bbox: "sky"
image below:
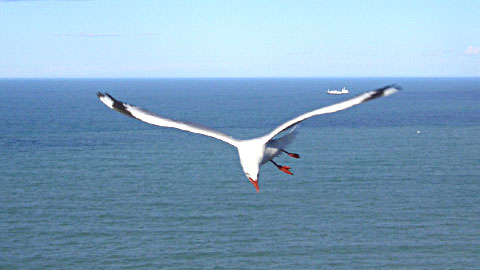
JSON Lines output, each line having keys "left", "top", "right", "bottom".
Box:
{"left": 0, "top": 0, "right": 479, "bottom": 78}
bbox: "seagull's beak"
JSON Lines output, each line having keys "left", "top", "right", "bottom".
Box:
{"left": 248, "top": 177, "right": 259, "bottom": 192}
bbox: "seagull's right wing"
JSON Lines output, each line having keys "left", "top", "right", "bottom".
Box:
{"left": 261, "top": 85, "right": 400, "bottom": 143}
{"left": 97, "top": 93, "right": 239, "bottom": 147}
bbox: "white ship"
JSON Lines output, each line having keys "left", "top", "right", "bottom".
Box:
{"left": 326, "top": 87, "right": 349, "bottom": 95}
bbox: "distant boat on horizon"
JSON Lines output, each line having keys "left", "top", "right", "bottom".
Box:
{"left": 326, "top": 87, "right": 349, "bottom": 95}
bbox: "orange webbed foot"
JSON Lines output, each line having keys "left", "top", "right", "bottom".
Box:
{"left": 288, "top": 153, "right": 300, "bottom": 158}
{"left": 279, "top": 166, "right": 293, "bottom": 175}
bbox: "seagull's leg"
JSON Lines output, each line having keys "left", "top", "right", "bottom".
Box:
{"left": 270, "top": 160, "right": 293, "bottom": 175}
{"left": 281, "top": 149, "right": 300, "bottom": 158}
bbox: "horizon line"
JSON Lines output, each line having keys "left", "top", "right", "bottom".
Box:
{"left": 1, "top": 75, "right": 479, "bottom": 80}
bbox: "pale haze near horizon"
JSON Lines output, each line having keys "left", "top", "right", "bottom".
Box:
{"left": 0, "top": 0, "right": 479, "bottom": 78}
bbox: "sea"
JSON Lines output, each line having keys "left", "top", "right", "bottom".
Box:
{"left": 1, "top": 78, "right": 479, "bottom": 269}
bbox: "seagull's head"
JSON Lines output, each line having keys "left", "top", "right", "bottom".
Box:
{"left": 245, "top": 172, "right": 259, "bottom": 192}
{"left": 237, "top": 140, "right": 263, "bottom": 192}
{"left": 242, "top": 166, "right": 260, "bottom": 192}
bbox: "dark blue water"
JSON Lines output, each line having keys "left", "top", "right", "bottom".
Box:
{"left": 1, "top": 78, "right": 479, "bottom": 269}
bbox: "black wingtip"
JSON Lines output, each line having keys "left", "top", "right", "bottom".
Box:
{"left": 379, "top": 84, "right": 402, "bottom": 92}
{"left": 104, "top": 93, "right": 115, "bottom": 100}
{"left": 388, "top": 84, "right": 402, "bottom": 91}
{"left": 96, "top": 92, "right": 116, "bottom": 100}
{"left": 101, "top": 93, "right": 135, "bottom": 118}
{"left": 363, "top": 84, "right": 401, "bottom": 102}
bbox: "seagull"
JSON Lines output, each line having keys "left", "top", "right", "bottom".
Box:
{"left": 97, "top": 85, "right": 399, "bottom": 192}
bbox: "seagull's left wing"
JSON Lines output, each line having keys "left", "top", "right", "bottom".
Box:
{"left": 261, "top": 85, "right": 400, "bottom": 143}
{"left": 97, "top": 92, "right": 239, "bottom": 147}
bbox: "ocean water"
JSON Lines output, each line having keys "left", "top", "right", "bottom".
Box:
{"left": 0, "top": 78, "right": 479, "bottom": 269}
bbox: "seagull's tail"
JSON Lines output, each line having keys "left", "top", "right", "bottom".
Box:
{"left": 270, "top": 125, "right": 298, "bottom": 148}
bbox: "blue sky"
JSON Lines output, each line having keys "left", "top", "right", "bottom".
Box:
{"left": 1, "top": 0, "right": 479, "bottom": 77}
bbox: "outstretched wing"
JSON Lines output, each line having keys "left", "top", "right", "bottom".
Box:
{"left": 97, "top": 92, "right": 239, "bottom": 147}
{"left": 261, "top": 85, "right": 400, "bottom": 143}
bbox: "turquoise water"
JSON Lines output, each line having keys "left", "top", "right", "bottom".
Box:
{"left": 1, "top": 78, "right": 479, "bottom": 269}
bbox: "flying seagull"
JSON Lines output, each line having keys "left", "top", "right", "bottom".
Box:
{"left": 97, "top": 85, "right": 399, "bottom": 192}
